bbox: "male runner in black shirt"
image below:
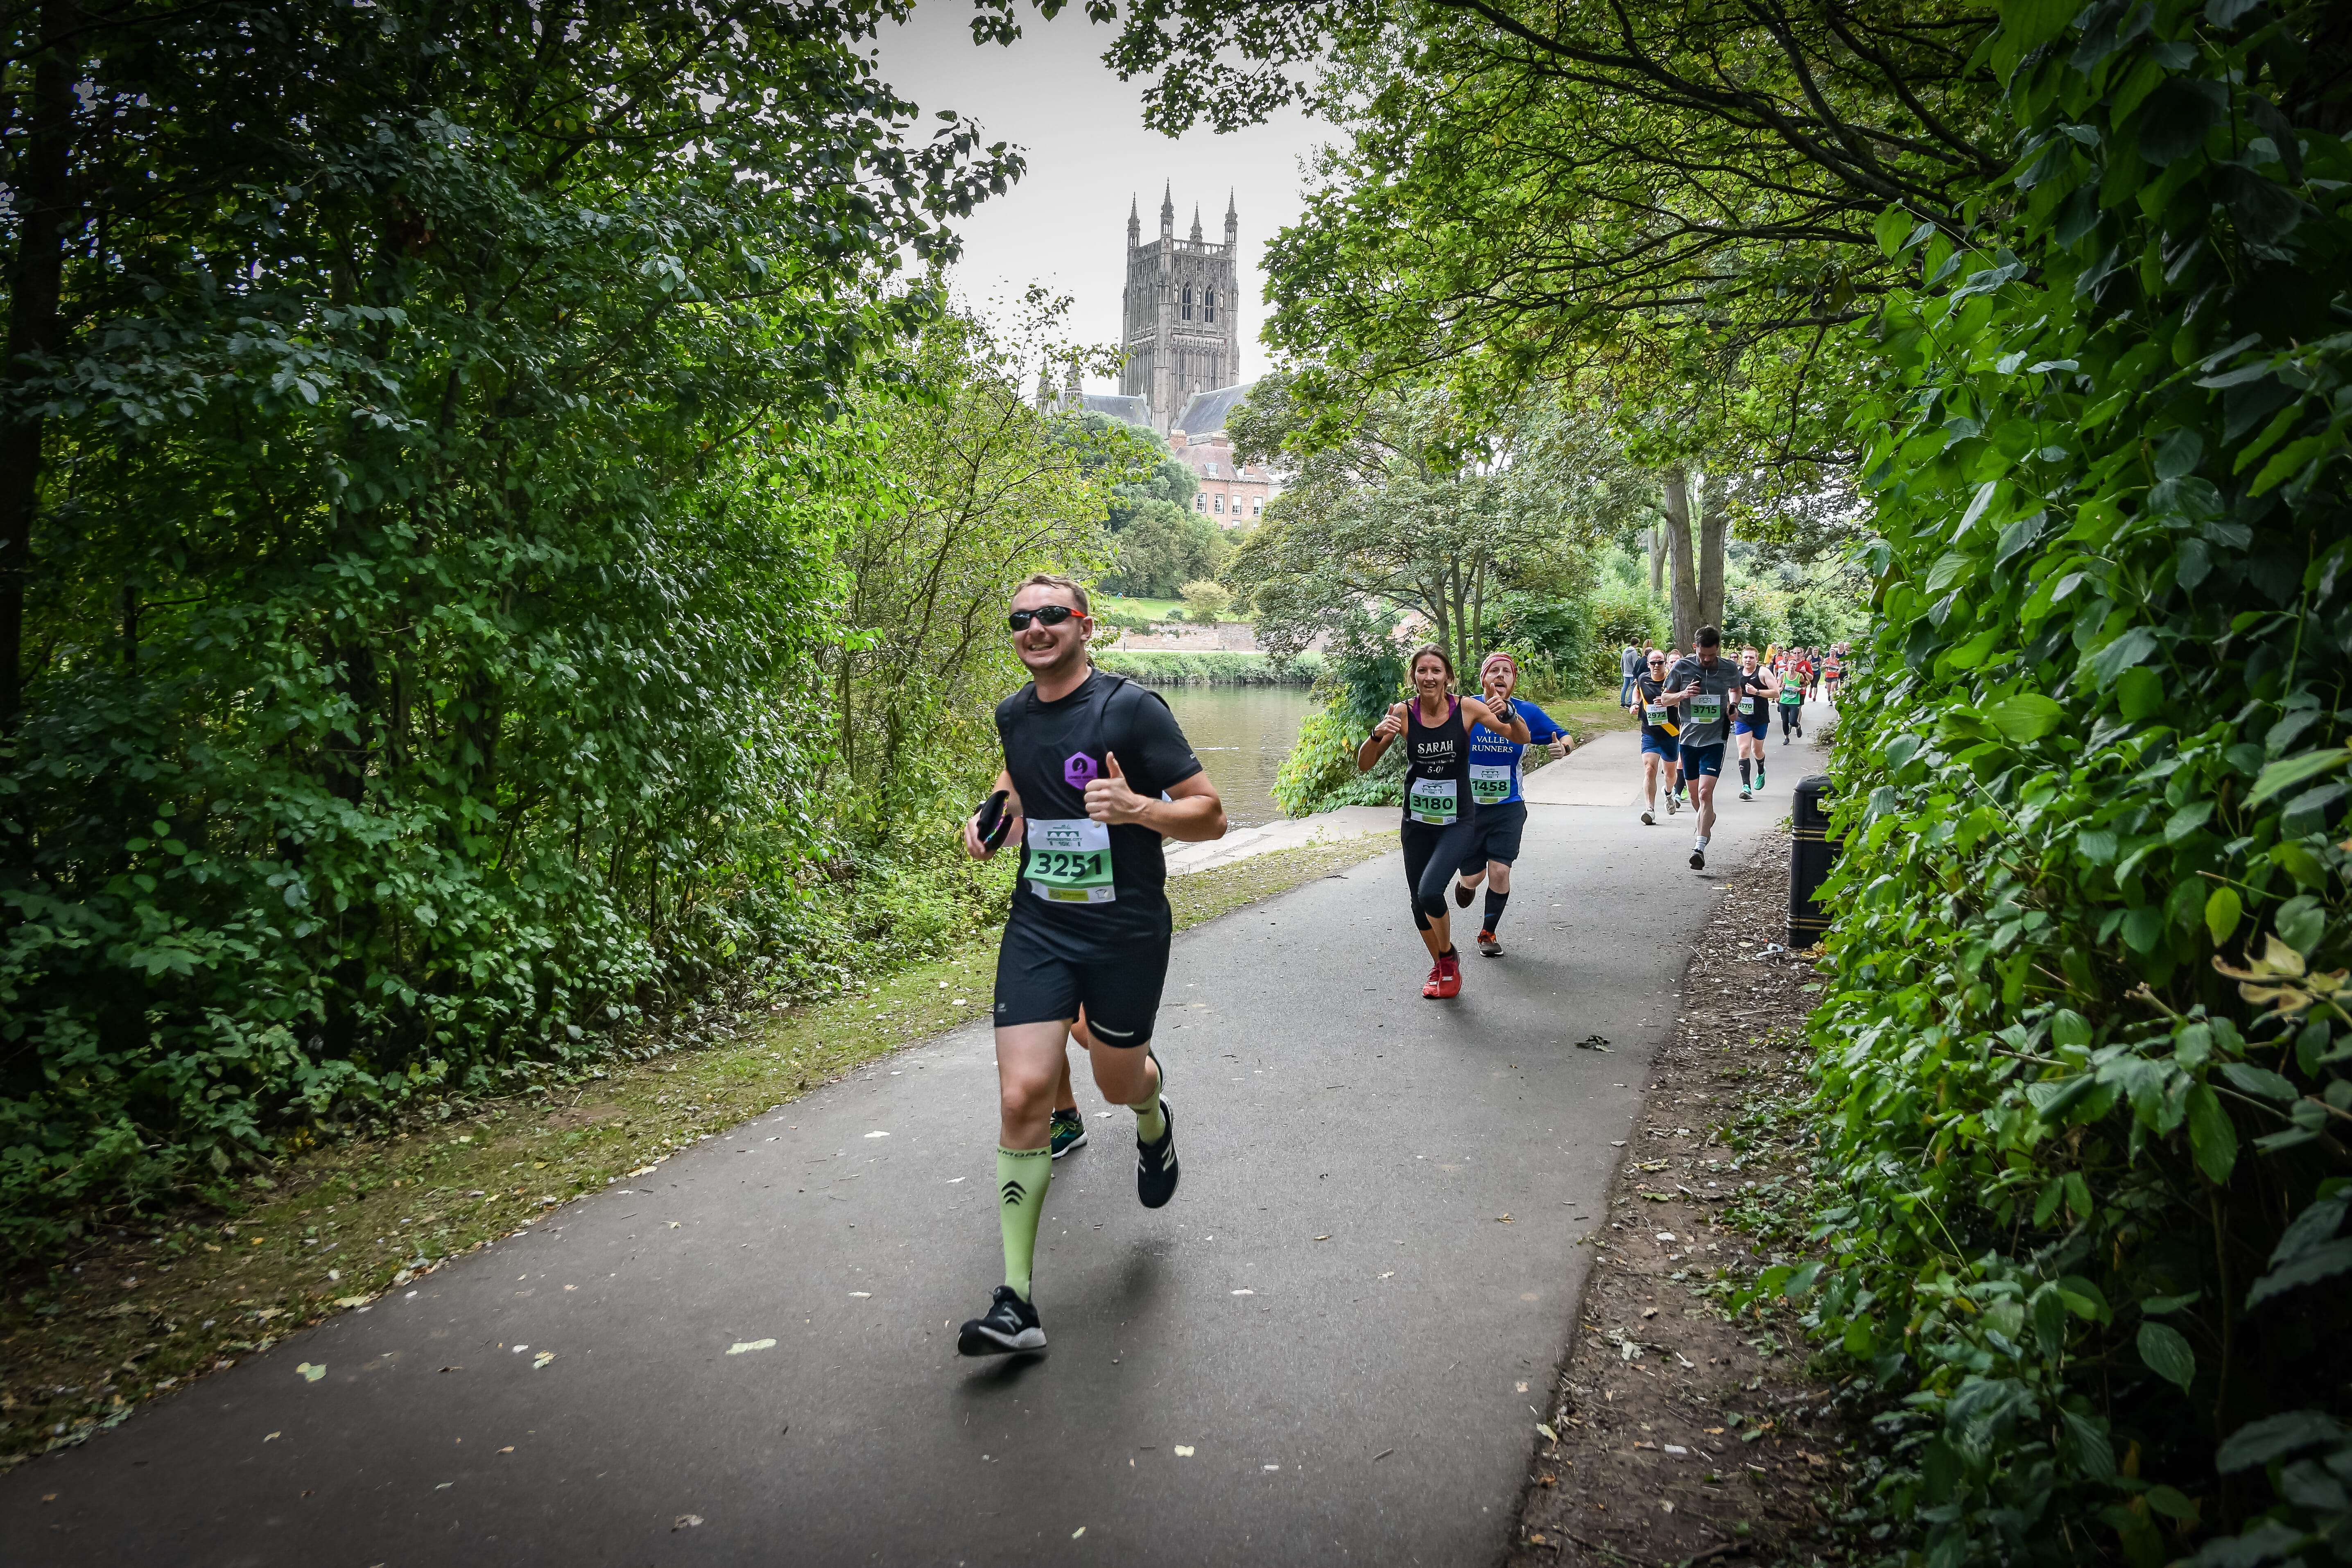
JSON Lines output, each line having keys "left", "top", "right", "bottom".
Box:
{"left": 955, "top": 573, "right": 1226, "bottom": 1353}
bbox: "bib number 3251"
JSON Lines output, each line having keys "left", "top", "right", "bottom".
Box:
{"left": 1407, "top": 775, "right": 1460, "bottom": 825}
{"left": 1024, "top": 818, "right": 1115, "bottom": 905}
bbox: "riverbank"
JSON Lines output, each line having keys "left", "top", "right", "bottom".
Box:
{"left": 1094, "top": 649, "right": 1321, "bottom": 686}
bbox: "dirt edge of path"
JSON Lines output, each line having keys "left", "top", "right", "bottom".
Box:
{"left": 1506, "top": 828, "right": 1858, "bottom": 1568}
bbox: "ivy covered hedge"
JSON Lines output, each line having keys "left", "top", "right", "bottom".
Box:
{"left": 1763, "top": 1, "right": 2352, "bottom": 1563}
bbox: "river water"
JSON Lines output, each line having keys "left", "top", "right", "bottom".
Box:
{"left": 1155, "top": 684, "right": 1315, "bottom": 829}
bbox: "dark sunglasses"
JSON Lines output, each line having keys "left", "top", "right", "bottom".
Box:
{"left": 1007, "top": 604, "right": 1082, "bottom": 631}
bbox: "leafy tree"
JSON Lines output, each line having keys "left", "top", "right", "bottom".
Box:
{"left": 1101, "top": 502, "right": 1228, "bottom": 597}
{"left": 0, "top": 0, "right": 1016, "bottom": 1252}
{"left": 827, "top": 307, "right": 1115, "bottom": 836}
{"left": 1228, "top": 371, "right": 1643, "bottom": 676}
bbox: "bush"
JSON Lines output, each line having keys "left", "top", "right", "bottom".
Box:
{"left": 1179, "top": 578, "right": 1233, "bottom": 622}
{"left": 1092, "top": 650, "right": 1321, "bottom": 686}
{"left": 1735, "top": 5, "right": 2352, "bottom": 1564}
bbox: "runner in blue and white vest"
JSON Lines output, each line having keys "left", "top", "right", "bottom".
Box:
{"left": 1450, "top": 651, "right": 1572, "bottom": 957}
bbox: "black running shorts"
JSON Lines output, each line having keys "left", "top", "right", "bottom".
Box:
{"left": 991, "top": 917, "right": 1170, "bottom": 1047}
{"left": 1457, "top": 800, "right": 1529, "bottom": 871}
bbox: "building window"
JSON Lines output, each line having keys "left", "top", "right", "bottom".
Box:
{"left": 1205, "top": 287, "right": 1217, "bottom": 323}
{"left": 1194, "top": 495, "right": 1205, "bottom": 512}
{"left": 1253, "top": 498, "right": 1264, "bottom": 516}
{"left": 1214, "top": 495, "right": 1224, "bottom": 514}
{"left": 1205, "top": 461, "right": 1217, "bottom": 477}
{"left": 1181, "top": 285, "right": 1193, "bottom": 321}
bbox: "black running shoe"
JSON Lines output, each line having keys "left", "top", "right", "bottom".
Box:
{"left": 1477, "top": 929, "right": 1502, "bottom": 957}
{"left": 1453, "top": 879, "right": 1477, "bottom": 909}
{"left": 1049, "top": 1108, "right": 1088, "bottom": 1159}
{"left": 957, "top": 1285, "right": 1045, "bottom": 1355}
{"left": 1690, "top": 846, "right": 1707, "bottom": 871}
{"left": 1137, "top": 1096, "right": 1180, "bottom": 1209}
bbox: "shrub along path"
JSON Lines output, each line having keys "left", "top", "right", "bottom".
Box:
{"left": 0, "top": 703, "right": 1824, "bottom": 1564}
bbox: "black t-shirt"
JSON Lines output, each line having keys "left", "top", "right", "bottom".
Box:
{"left": 1633, "top": 674, "right": 1679, "bottom": 741}
{"left": 1736, "top": 669, "right": 1773, "bottom": 719}
{"left": 994, "top": 669, "right": 1203, "bottom": 954}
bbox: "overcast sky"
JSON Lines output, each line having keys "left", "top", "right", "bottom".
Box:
{"left": 872, "top": 5, "right": 1333, "bottom": 389}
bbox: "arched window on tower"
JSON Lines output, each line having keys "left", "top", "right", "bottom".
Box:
{"left": 1205, "top": 288, "right": 1216, "bottom": 323}
{"left": 1181, "top": 285, "right": 1193, "bottom": 321}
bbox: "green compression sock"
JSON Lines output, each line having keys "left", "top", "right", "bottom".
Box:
{"left": 1128, "top": 1059, "right": 1167, "bottom": 1144}
{"left": 996, "top": 1145, "right": 1052, "bottom": 1301}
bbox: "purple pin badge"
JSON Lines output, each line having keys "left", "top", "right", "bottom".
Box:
{"left": 1063, "top": 752, "right": 1098, "bottom": 790}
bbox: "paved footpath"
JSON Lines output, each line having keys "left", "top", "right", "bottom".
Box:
{"left": 4, "top": 708, "right": 1830, "bottom": 1568}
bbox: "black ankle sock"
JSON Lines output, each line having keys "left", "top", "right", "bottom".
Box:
{"left": 1483, "top": 889, "right": 1509, "bottom": 931}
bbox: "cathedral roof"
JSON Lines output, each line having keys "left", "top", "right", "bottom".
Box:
{"left": 1174, "top": 382, "right": 1255, "bottom": 437}
{"left": 1079, "top": 392, "right": 1153, "bottom": 428}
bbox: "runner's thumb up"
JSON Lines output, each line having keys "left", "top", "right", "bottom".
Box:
{"left": 1104, "top": 750, "right": 1124, "bottom": 781}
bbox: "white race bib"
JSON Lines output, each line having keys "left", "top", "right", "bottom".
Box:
{"left": 1406, "top": 775, "right": 1459, "bottom": 825}
{"left": 1644, "top": 703, "right": 1668, "bottom": 723}
{"left": 1690, "top": 695, "right": 1723, "bottom": 726}
{"left": 1024, "top": 818, "right": 1115, "bottom": 905}
{"left": 1470, "top": 763, "right": 1515, "bottom": 805}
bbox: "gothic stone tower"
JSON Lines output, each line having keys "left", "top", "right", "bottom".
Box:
{"left": 1122, "top": 186, "right": 1239, "bottom": 435}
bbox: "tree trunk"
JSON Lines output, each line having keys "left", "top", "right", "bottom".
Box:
{"left": 1648, "top": 525, "right": 1666, "bottom": 595}
{"left": 1662, "top": 468, "right": 1697, "bottom": 650}
{"left": 1697, "top": 475, "right": 1730, "bottom": 636}
{"left": 0, "top": 0, "right": 79, "bottom": 735}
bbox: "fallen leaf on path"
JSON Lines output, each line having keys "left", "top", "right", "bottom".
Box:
{"left": 674, "top": 1514, "right": 703, "bottom": 1530}
{"left": 863, "top": 1131, "right": 888, "bottom": 1139}
{"left": 1537, "top": 1423, "right": 1558, "bottom": 1441}
{"left": 1496, "top": 1215, "right": 1513, "bottom": 1224}
{"left": 264, "top": 1432, "right": 280, "bottom": 1441}
{"left": 1574, "top": 1035, "right": 1613, "bottom": 1051}
{"left": 498, "top": 1446, "right": 514, "bottom": 1454}
{"left": 296, "top": 1363, "right": 326, "bottom": 1382}
{"left": 1072, "top": 1527, "right": 1086, "bottom": 1539}
{"left": 1230, "top": 1289, "right": 1254, "bottom": 1296}
{"left": 1313, "top": 1235, "right": 1330, "bottom": 1242}
{"left": 1174, "top": 1446, "right": 1195, "bottom": 1457}
{"left": 849, "top": 1291, "right": 872, "bottom": 1299}
{"left": 1373, "top": 1449, "right": 1393, "bottom": 1462}
{"left": 531, "top": 1351, "right": 554, "bottom": 1369}
{"left": 727, "top": 1339, "right": 776, "bottom": 1355}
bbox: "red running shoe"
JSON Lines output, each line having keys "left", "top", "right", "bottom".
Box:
{"left": 1435, "top": 951, "right": 1463, "bottom": 998}
{"left": 1423, "top": 961, "right": 1445, "bottom": 999}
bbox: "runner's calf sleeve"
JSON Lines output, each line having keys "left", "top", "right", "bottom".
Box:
{"left": 996, "top": 1146, "right": 1052, "bottom": 1302}
{"left": 1127, "top": 1068, "right": 1166, "bottom": 1144}
{"left": 1739, "top": 757, "right": 1752, "bottom": 785}
{"left": 1483, "top": 888, "right": 1509, "bottom": 932}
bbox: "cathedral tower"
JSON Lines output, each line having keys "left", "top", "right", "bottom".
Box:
{"left": 1121, "top": 185, "right": 1240, "bottom": 435}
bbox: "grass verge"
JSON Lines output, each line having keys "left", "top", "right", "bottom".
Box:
{"left": 0, "top": 833, "right": 1387, "bottom": 1468}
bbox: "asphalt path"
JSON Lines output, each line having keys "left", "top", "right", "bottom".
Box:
{"left": 4, "top": 705, "right": 1832, "bottom": 1568}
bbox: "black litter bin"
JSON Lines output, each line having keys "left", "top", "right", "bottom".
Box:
{"left": 1789, "top": 775, "right": 1841, "bottom": 951}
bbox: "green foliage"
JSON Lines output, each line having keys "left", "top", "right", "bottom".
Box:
{"left": 1737, "top": 2, "right": 2352, "bottom": 1562}
{"left": 1092, "top": 650, "right": 1321, "bottom": 686}
{"left": 1101, "top": 502, "right": 1229, "bottom": 597}
{"left": 0, "top": 0, "right": 1021, "bottom": 1258}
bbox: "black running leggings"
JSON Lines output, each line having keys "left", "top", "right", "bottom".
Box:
{"left": 1780, "top": 703, "right": 1802, "bottom": 734}
{"left": 1400, "top": 813, "right": 1482, "bottom": 932}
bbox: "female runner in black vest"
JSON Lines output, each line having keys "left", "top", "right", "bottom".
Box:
{"left": 1355, "top": 644, "right": 1529, "bottom": 998}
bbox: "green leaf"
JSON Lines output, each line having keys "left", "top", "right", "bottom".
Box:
{"left": 2136, "top": 78, "right": 2228, "bottom": 166}
{"left": 1985, "top": 693, "right": 2065, "bottom": 742}
{"left": 2248, "top": 747, "right": 2352, "bottom": 806}
{"left": 2186, "top": 1084, "right": 2239, "bottom": 1183}
{"left": 2136, "top": 1319, "right": 2196, "bottom": 1389}
{"left": 2244, "top": 1239, "right": 2352, "bottom": 1308}
{"left": 1874, "top": 206, "right": 1917, "bottom": 259}
{"left": 2205, "top": 887, "right": 2243, "bottom": 945}
{"left": 2215, "top": 1410, "right": 2347, "bottom": 1473}
{"left": 2220, "top": 1062, "right": 2297, "bottom": 1102}
{"left": 2276, "top": 894, "right": 2327, "bottom": 955}
{"left": 2144, "top": 1485, "right": 2198, "bottom": 1522}
{"left": 2002, "top": 0, "right": 2082, "bottom": 51}
{"left": 2118, "top": 665, "right": 2164, "bottom": 721}
{"left": 2090, "top": 627, "right": 2160, "bottom": 685}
